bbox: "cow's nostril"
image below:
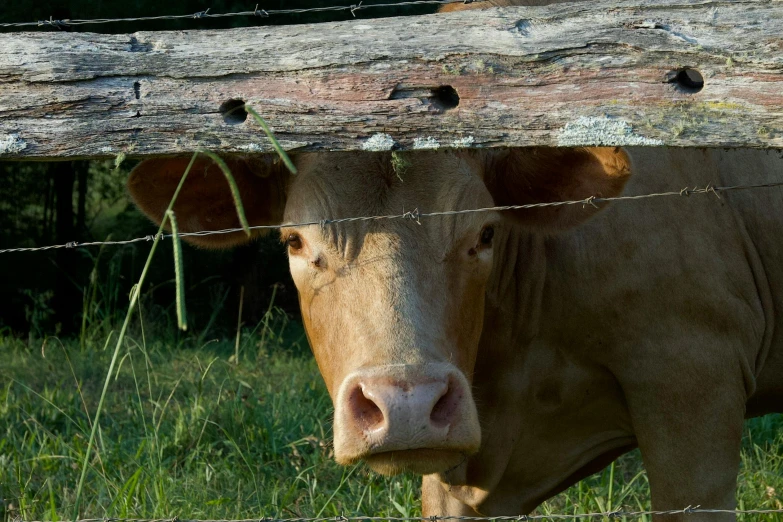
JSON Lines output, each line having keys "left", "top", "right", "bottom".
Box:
{"left": 430, "top": 379, "right": 461, "bottom": 428}
{"left": 350, "top": 384, "right": 385, "bottom": 433}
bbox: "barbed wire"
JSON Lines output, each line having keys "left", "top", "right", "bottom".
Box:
{"left": 2, "top": 181, "right": 783, "bottom": 255}
{"left": 15, "top": 506, "right": 783, "bottom": 522}
{"left": 0, "top": 0, "right": 485, "bottom": 29}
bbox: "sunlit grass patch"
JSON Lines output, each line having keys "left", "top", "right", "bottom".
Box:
{"left": 2, "top": 325, "right": 781, "bottom": 521}
{"left": 1, "top": 321, "right": 420, "bottom": 521}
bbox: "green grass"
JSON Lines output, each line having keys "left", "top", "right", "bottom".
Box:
{"left": 1, "top": 317, "right": 781, "bottom": 522}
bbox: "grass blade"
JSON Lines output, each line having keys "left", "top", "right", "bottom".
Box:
{"left": 71, "top": 151, "right": 200, "bottom": 520}
{"left": 197, "top": 150, "right": 252, "bottom": 238}
{"left": 233, "top": 285, "right": 244, "bottom": 365}
{"left": 244, "top": 105, "right": 298, "bottom": 174}
{"left": 166, "top": 210, "right": 187, "bottom": 331}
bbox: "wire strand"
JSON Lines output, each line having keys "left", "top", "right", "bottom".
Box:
{"left": 0, "top": 0, "right": 486, "bottom": 29}
{"left": 2, "top": 181, "right": 782, "bottom": 254}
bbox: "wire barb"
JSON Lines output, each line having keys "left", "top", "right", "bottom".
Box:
{"left": 582, "top": 196, "right": 599, "bottom": 208}
{"left": 402, "top": 208, "right": 422, "bottom": 224}
{"left": 37, "top": 16, "right": 70, "bottom": 29}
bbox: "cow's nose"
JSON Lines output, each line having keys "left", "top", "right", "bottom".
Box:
{"left": 346, "top": 376, "right": 462, "bottom": 438}
{"left": 333, "top": 365, "right": 481, "bottom": 473}
{"left": 333, "top": 364, "right": 481, "bottom": 474}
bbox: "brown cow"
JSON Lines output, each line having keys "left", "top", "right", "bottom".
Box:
{"left": 129, "top": 146, "right": 783, "bottom": 521}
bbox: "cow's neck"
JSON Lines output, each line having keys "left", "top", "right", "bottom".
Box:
{"left": 485, "top": 225, "right": 547, "bottom": 346}
{"left": 434, "top": 224, "right": 636, "bottom": 515}
{"left": 432, "top": 226, "right": 546, "bottom": 507}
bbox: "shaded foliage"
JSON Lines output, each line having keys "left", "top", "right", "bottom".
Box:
{"left": 0, "top": 160, "right": 298, "bottom": 337}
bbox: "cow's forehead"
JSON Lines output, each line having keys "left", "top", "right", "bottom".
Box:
{"left": 284, "top": 151, "right": 491, "bottom": 223}
{"left": 279, "top": 151, "right": 496, "bottom": 262}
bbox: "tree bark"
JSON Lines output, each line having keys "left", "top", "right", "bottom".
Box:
{"left": 1, "top": 0, "right": 782, "bottom": 159}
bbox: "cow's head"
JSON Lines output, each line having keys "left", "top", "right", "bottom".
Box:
{"left": 128, "top": 147, "right": 630, "bottom": 475}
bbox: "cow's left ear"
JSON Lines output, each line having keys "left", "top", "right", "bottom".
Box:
{"left": 482, "top": 147, "right": 631, "bottom": 231}
{"left": 128, "top": 155, "right": 290, "bottom": 249}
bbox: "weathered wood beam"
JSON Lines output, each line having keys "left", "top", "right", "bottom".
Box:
{"left": 1, "top": 0, "right": 782, "bottom": 159}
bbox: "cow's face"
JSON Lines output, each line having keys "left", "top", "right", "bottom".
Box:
{"left": 281, "top": 152, "right": 494, "bottom": 474}
{"left": 128, "top": 147, "right": 630, "bottom": 475}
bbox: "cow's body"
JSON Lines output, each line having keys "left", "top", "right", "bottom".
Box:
{"left": 441, "top": 2, "right": 782, "bottom": 515}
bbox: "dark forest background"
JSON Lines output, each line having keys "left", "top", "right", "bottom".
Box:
{"left": 0, "top": 0, "right": 439, "bottom": 338}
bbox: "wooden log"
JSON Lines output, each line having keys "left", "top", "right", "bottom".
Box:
{"left": 1, "top": 0, "right": 782, "bottom": 159}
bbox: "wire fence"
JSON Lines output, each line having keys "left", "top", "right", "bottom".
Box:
{"left": 15, "top": 507, "right": 783, "bottom": 522}
{"left": 2, "top": 180, "right": 782, "bottom": 255}
{"left": 0, "top": 0, "right": 485, "bottom": 29}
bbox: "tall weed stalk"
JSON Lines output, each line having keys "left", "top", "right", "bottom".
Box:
{"left": 71, "top": 105, "right": 298, "bottom": 517}
{"left": 71, "top": 152, "right": 199, "bottom": 519}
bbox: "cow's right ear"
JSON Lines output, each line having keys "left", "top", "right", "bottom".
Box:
{"left": 127, "top": 155, "right": 290, "bottom": 249}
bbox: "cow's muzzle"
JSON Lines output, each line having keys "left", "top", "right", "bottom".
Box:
{"left": 333, "top": 363, "right": 481, "bottom": 475}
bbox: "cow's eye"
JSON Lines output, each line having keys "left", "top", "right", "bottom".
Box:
{"left": 480, "top": 226, "right": 495, "bottom": 246}
{"left": 286, "top": 233, "right": 303, "bottom": 251}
